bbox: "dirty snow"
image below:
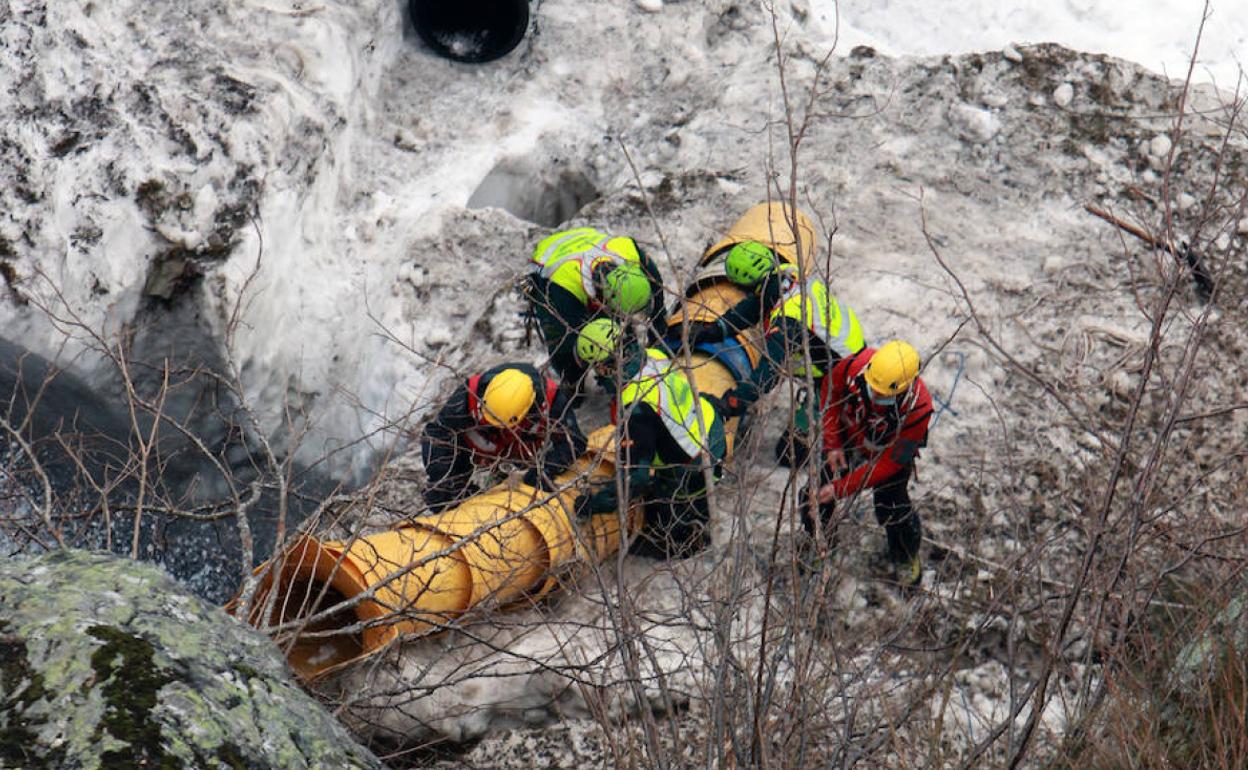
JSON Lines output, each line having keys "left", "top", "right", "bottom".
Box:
{"left": 2, "top": 0, "right": 1246, "bottom": 766}
{"left": 822, "top": 0, "right": 1245, "bottom": 90}
{"left": 1, "top": 0, "right": 1241, "bottom": 483}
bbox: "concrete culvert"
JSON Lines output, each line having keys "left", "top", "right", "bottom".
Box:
{"left": 408, "top": 0, "right": 530, "bottom": 64}
{"left": 467, "top": 156, "right": 601, "bottom": 228}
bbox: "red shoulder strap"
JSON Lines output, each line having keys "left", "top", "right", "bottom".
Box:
{"left": 900, "top": 382, "right": 934, "bottom": 432}
{"left": 542, "top": 378, "right": 559, "bottom": 411}
{"left": 466, "top": 374, "right": 484, "bottom": 422}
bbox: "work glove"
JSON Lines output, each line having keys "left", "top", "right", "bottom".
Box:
{"left": 719, "top": 392, "right": 750, "bottom": 419}
{"left": 592, "top": 370, "right": 617, "bottom": 394}
{"left": 718, "top": 382, "right": 759, "bottom": 418}
{"left": 585, "top": 485, "right": 619, "bottom": 516}
{"left": 572, "top": 493, "right": 594, "bottom": 522}
{"left": 522, "top": 468, "right": 553, "bottom": 491}
{"left": 689, "top": 319, "right": 729, "bottom": 346}
{"left": 571, "top": 485, "right": 618, "bottom": 523}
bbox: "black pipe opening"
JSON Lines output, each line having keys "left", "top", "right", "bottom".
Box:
{"left": 409, "top": 0, "right": 530, "bottom": 64}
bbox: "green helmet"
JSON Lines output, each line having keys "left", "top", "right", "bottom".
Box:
{"left": 724, "top": 241, "right": 777, "bottom": 287}
{"left": 599, "top": 263, "right": 651, "bottom": 315}
{"left": 576, "top": 318, "right": 622, "bottom": 364}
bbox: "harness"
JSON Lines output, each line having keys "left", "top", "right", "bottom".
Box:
{"left": 464, "top": 373, "right": 560, "bottom": 461}
{"left": 840, "top": 355, "right": 932, "bottom": 454}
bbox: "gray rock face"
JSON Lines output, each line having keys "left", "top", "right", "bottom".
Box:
{"left": 0, "top": 550, "right": 387, "bottom": 770}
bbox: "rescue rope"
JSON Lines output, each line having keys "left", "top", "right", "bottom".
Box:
{"left": 929, "top": 351, "right": 965, "bottom": 430}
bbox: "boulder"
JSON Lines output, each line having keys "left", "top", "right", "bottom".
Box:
{"left": 0, "top": 550, "right": 386, "bottom": 770}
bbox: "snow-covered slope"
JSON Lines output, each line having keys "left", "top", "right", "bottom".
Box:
{"left": 3, "top": 0, "right": 1246, "bottom": 765}
{"left": 822, "top": 0, "right": 1244, "bottom": 90}
{"left": 4, "top": 0, "right": 1239, "bottom": 484}
{"left": 2, "top": 0, "right": 405, "bottom": 480}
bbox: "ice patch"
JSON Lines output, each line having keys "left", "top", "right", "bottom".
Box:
{"left": 1053, "top": 82, "right": 1074, "bottom": 107}
{"left": 949, "top": 103, "right": 1001, "bottom": 142}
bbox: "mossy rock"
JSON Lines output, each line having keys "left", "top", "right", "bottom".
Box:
{"left": 0, "top": 550, "right": 387, "bottom": 770}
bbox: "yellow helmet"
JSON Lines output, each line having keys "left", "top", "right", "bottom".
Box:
{"left": 864, "top": 341, "right": 920, "bottom": 398}
{"left": 481, "top": 368, "right": 536, "bottom": 428}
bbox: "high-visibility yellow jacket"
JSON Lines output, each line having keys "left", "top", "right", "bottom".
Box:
{"left": 530, "top": 227, "right": 645, "bottom": 306}
{"left": 766, "top": 264, "right": 865, "bottom": 376}
{"left": 618, "top": 349, "right": 720, "bottom": 462}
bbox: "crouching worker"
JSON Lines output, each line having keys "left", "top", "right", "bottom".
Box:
{"left": 526, "top": 227, "right": 668, "bottom": 396}
{"left": 679, "top": 241, "right": 866, "bottom": 465}
{"left": 420, "top": 363, "right": 587, "bottom": 513}
{"left": 811, "top": 340, "right": 932, "bottom": 586}
{"left": 574, "top": 319, "right": 728, "bottom": 559}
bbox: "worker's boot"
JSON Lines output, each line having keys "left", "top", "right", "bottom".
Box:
{"left": 896, "top": 554, "right": 923, "bottom": 589}
{"left": 867, "top": 545, "right": 922, "bottom": 590}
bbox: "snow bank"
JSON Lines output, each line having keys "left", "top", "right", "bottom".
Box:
{"left": 2, "top": 0, "right": 1239, "bottom": 484}
{"left": 815, "top": 0, "right": 1245, "bottom": 90}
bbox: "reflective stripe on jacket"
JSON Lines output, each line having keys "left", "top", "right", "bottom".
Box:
{"left": 766, "top": 264, "right": 865, "bottom": 374}
{"left": 531, "top": 227, "right": 639, "bottom": 305}
{"left": 619, "top": 349, "right": 718, "bottom": 460}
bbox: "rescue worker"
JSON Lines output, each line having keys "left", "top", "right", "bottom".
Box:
{"left": 682, "top": 240, "right": 866, "bottom": 465}
{"left": 420, "top": 363, "right": 587, "bottom": 513}
{"left": 574, "top": 318, "right": 728, "bottom": 559}
{"left": 810, "top": 340, "right": 932, "bottom": 586}
{"left": 527, "top": 227, "right": 669, "bottom": 394}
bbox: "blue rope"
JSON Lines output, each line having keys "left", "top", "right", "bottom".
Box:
{"left": 930, "top": 351, "right": 965, "bottom": 429}
{"left": 960, "top": 682, "right": 977, "bottom": 745}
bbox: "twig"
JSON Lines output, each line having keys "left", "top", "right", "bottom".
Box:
{"left": 1084, "top": 203, "right": 1213, "bottom": 299}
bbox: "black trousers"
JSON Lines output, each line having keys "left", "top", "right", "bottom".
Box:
{"left": 801, "top": 461, "right": 921, "bottom": 564}
{"left": 531, "top": 301, "right": 588, "bottom": 387}
{"left": 419, "top": 435, "right": 477, "bottom": 513}
{"left": 772, "top": 381, "right": 823, "bottom": 468}
{"left": 628, "top": 466, "right": 712, "bottom": 560}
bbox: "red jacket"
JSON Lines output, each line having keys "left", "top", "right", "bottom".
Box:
{"left": 819, "top": 348, "right": 932, "bottom": 498}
